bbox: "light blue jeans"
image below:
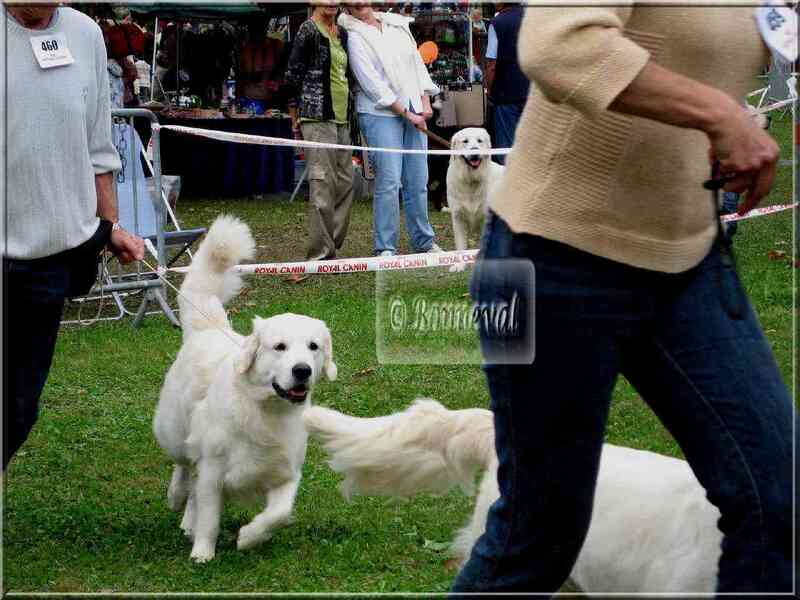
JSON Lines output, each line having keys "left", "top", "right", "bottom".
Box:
{"left": 358, "top": 113, "right": 436, "bottom": 254}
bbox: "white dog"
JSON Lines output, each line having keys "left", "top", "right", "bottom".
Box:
{"left": 446, "top": 128, "right": 505, "bottom": 270}
{"left": 153, "top": 215, "right": 337, "bottom": 563}
{"left": 303, "top": 399, "right": 722, "bottom": 594}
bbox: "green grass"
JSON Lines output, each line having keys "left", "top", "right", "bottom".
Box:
{"left": 3, "top": 116, "right": 795, "bottom": 594}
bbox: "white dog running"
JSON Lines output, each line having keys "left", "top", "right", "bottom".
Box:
{"left": 303, "top": 399, "right": 723, "bottom": 594}
{"left": 153, "top": 215, "right": 337, "bottom": 563}
{"left": 446, "top": 128, "right": 504, "bottom": 270}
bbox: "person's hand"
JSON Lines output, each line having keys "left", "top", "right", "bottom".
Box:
{"left": 406, "top": 111, "right": 427, "bottom": 130}
{"left": 706, "top": 102, "right": 779, "bottom": 215}
{"left": 421, "top": 95, "right": 434, "bottom": 120}
{"left": 109, "top": 227, "right": 145, "bottom": 264}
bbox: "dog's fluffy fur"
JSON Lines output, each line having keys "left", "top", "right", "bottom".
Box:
{"left": 153, "top": 215, "right": 337, "bottom": 562}
{"left": 446, "top": 128, "right": 505, "bottom": 262}
{"left": 303, "top": 399, "right": 723, "bottom": 594}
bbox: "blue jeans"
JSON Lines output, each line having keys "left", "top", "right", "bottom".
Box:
{"left": 493, "top": 102, "right": 525, "bottom": 166}
{"left": 358, "top": 113, "right": 436, "bottom": 254}
{"left": 721, "top": 192, "right": 739, "bottom": 236}
{"left": 452, "top": 214, "right": 794, "bottom": 594}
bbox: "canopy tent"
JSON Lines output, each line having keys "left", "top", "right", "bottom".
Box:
{"left": 138, "top": 2, "right": 305, "bottom": 105}
{"left": 129, "top": 3, "right": 300, "bottom": 20}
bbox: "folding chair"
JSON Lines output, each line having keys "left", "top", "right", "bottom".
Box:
{"left": 114, "top": 122, "right": 205, "bottom": 268}
{"left": 113, "top": 115, "right": 205, "bottom": 326}
{"left": 65, "top": 109, "right": 204, "bottom": 328}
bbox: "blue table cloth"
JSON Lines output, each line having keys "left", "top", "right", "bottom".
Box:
{"left": 158, "top": 116, "right": 295, "bottom": 199}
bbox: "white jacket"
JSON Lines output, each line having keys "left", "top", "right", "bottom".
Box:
{"left": 338, "top": 11, "right": 439, "bottom": 116}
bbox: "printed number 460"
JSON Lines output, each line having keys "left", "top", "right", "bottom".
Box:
{"left": 41, "top": 39, "right": 59, "bottom": 52}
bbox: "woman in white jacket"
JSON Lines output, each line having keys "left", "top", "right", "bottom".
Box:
{"left": 339, "top": 4, "right": 442, "bottom": 257}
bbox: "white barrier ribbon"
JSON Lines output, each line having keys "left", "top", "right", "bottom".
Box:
{"left": 154, "top": 124, "right": 511, "bottom": 157}
{"left": 168, "top": 249, "right": 479, "bottom": 275}
{"left": 720, "top": 202, "right": 797, "bottom": 223}
{"left": 163, "top": 204, "right": 795, "bottom": 277}
{"left": 753, "top": 97, "right": 796, "bottom": 115}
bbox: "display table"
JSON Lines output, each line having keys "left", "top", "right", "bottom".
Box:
{"left": 157, "top": 116, "right": 295, "bottom": 199}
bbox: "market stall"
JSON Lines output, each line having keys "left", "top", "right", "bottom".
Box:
{"left": 410, "top": 5, "right": 489, "bottom": 129}
{"left": 129, "top": 3, "right": 306, "bottom": 198}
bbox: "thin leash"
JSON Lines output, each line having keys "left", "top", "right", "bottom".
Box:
{"left": 139, "top": 246, "right": 244, "bottom": 348}
{"left": 418, "top": 127, "right": 452, "bottom": 150}
{"left": 703, "top": 162, "right": 744, "bottom": 319}
{"left": 75, "top": 255, "right": 110, "bottom": 326}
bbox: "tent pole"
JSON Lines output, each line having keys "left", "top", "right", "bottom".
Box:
{"left": 150, "top": 16, "right": 158, "bottom": 101}
{"left": 176, "top": 20, "right": 180, "bottom": 96}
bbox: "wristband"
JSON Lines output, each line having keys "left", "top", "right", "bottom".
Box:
{"left": 111, "top": 221, "right": 123, "bottom": 233}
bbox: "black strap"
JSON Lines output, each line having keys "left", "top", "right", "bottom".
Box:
{"left": 707, "top": 162, "right": 744, "bottom": 319}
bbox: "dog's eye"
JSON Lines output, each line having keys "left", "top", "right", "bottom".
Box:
{"left": 309, "top": 342, "right": 319, "bottom": 351}
{"left": 274, "top": 343, "right": 287, "bottom": 352}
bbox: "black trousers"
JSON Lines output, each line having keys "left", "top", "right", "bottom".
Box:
{"left": 2, "top": 221, "right": 110, "bottom": 469}
{"left": 3, "top": 258, "right": 66, "bottom": 469}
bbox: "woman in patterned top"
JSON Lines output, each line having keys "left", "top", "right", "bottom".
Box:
{"left": 285, "top": 1, "right": 354, "bottom": 272}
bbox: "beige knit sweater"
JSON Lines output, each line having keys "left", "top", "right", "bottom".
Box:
{"left": 492, "top": 6, "right": 769, "bottom": 273}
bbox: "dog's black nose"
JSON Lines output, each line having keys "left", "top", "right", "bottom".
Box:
{"left": 292, "top": 363, "right": 312, "bottom": 382}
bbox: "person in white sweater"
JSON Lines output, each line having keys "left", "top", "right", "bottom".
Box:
{"left": 339, "top": 4, "right": 442, "bottom": 257}
{"left": 2, "top": 5, "right": 144, "bottom": 469}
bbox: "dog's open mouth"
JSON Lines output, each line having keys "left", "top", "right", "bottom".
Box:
{"left": 272, "top": 382, "right": 309, "bottom": 403}
{"left": 463, "top": 155, "right": 483, "bottom": 169}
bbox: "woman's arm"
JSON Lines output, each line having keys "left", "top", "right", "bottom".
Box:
{"left": 421, "top": 95, "right": 433, "bottom": 120}
{"left": 285, "top": 22, "right": 313, "bottom": 130}
{"left": 347, "top": 32, "right": 397, "bottom": 109}
{"left": 413, "top": 46, "right": 440, "bottom": 98}
{"left": 520, "top": 7, "right": 779, "bottom": 213}
{"left": 608, "top": 61, "right": 778, "bottom": 213}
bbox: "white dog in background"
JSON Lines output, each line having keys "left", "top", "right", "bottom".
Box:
{"left": 153, "top": 215, "right": 337, "bottom": 563}
{"left": 446, "top": 128, "right": 505, "bottom": 269}
{"left": 304, "top": 399, "right": 722, "bottom": 594}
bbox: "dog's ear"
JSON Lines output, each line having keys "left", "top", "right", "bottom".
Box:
{"left": 480, "top": 128, "right": 492, "bottom": 148}
{"left": 449, "top": 133, "right": 460, "bottom": 165}
{"left": 234, "top": 334, "right": 260, "bottom": 375}
{"left": 321, "top": 326, "right": 337, "bottom": 381}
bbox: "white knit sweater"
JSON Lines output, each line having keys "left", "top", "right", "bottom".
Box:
{"left": 338, "top": 12, "right": 439, "bottom": 117}
{"left": 2, "top": 7, "right": 120, "bottom": 260}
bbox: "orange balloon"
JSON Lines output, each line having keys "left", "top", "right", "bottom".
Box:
{"left": 419, "top": 41, "right": 439, "bottom": 65}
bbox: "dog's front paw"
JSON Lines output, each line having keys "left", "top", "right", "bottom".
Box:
{"left": 190, "top": 539, "right": 216, "bottom": 563}
{"left": 237, "top": 523, "right": 271, "bottom": 551}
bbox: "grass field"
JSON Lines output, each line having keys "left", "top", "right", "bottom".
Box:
{"left": 3, "top": 117, "right": 796, "bottom": 594}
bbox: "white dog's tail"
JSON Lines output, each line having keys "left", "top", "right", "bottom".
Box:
{"left": 303, "top": 399, "right": 495, "bottom": 500}
{"left": 178, "top": 215, "right": 256, "bottom": 337}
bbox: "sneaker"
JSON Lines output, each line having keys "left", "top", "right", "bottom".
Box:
{"left": 379, "top": 250, "right": 396, "bottom": 257}
{"left": 425, "top": 242, "right": 444, "bottom": 253}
